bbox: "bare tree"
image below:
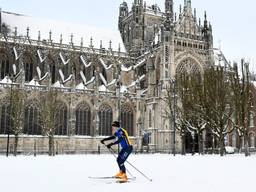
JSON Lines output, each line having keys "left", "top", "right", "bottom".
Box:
{"left": 230, "top": 60, "right": 252, "bottom": 156}
{"left": 176, "top": 73, "right": 207, "bottom": 155}
{"left": 200, "top": 67, "right": 235, "bottom": 156}
{"left": 9, "top": 88, "right": 24, "bottom": 156}
{"left": 40, "top": 89, "right": 59, "bottom": 156}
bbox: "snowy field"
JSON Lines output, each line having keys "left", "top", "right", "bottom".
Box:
{"left": 0, "top": 154, "right": 255, "bottom": 192}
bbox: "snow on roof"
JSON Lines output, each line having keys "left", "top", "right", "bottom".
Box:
{"left": 98, "top": 85, "right": 109, "bottom": 92}
{"left": 121, "top": 64, "right": 133, "bottom": 72}
{"left": 213, "top": 48, "right": 230, "bottom": 68}
{"left": 0, "top": 76, "right": 12, "bottom": 84}
{"left": 253, "top": 81, "right": 256, "bottom": 88}
{"left": 25, "top": 79, "right": 40, "bottom": 86}
{"left": 134, "top": 58, "right": 146, "bottom": 69}
{"left": 52, "top": 81, "right": 64, "bottom": 88}
{"left": 1, "top": 11, "right": 126, "bottom": 52}
{"left": 76, "top": 83, "right": 88, "bottom": 90}
{"left": 120, "top": 85, "right": 128, "bottom": 93}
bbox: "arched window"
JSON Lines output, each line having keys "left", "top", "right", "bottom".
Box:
{"left": 75, "top": 102, "right": 91, "bottom": 136}
{"left": 231, "top": 134, "right": 236, "bottom": 148}
{"left": 249, "top": 133, "right": 255, "bottom": 148}
{"left": 49, "top": 59, "right": 59, "bottom": 84}
{"left": 98, "top": 104, "right": 112, "bottom": 136}
{"left": 0, "top": 103, "right": 11, "bottom": 134}
{"left": 0, "top": 52, "right": 11, "bottom": 79}
{"left": 55, "top": 102, "right": 68, "bottom": 135}
{"left": 250, "top": 112, "right": 254, "bottom": 127}
{"left": 176, "top": 58, "right": 201, "bottom": 77}
{"left": 24, "top": 54, "right": 35, "bottom": 82}
{"left": 121, "top": 104, "right": 134, "bottom": 136}
{"left": 149, "top": 110, "right": 152, "bottom": 128}
{"left": 24, "top": 103, "right": 41, "bottom": 135}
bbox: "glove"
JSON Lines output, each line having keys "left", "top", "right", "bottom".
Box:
{"left": 107, "top": 143, "right": 114, "bottom": 149}
{"left": 100, "top": 139, "right": 105, "bottom": 144}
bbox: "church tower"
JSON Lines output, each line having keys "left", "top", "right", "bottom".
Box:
{"left": 162, "top": 0, "right": 175, "bottom": 81}
{"left": 118, "top": 0, "right": 164, "bottom": 57}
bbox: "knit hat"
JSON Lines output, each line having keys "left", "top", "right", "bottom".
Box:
{"left": 112, "top": 121, "right": 120, "bottom": 127}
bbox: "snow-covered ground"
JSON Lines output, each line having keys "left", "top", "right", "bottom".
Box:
{"left": 0, "top": 154, "right": 255, "bottom": 192}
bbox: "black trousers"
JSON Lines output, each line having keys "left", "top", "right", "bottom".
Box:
{"left": 117, "top": 145, "right": 133, "bottom": 173}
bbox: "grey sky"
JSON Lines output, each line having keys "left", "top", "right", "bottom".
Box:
{"left": 1, "top": 0, "right": 255, "bottom": 69}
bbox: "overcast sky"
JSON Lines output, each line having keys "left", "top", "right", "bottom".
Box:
{"left": 0, "top": 0, "right": 255, "bottom": 70}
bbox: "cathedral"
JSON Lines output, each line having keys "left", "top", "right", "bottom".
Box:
{"left": 0, "top": 0, "right": 218, "bottom": 154}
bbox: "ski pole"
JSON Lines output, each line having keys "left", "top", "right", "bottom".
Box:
{"left": 104, "top": 144, "right": 135, "bottom": 178}
{"left": 108, "top": 146, "right": 153, "bottom": 182}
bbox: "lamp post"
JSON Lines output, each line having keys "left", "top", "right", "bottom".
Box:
{"left": 173, "top": 79, "right": 176, "bottom": 156}
{"left": 170, "top": 78, "right": 176, "bottom": 156}
{"left": 6, "top": 75, "right": 14, "bottom": 157}
{"left": 115, "top": 58, "right": 121, "bottom": 153}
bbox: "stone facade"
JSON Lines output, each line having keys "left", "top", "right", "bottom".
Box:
{"left": 0, "top": 0, "right": 215, "bottom": 154}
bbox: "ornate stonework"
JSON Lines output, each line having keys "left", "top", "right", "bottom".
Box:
{"left": 0, "top": 0, "right": 214, "bottom": 154}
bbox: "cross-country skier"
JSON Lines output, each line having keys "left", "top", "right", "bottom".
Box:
{"left": 100, "top": 121, "right": 133, "bottom": 182}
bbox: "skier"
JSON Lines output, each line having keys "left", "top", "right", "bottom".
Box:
{"left": 100, "top": 121, "right": 133, "bottom": 182}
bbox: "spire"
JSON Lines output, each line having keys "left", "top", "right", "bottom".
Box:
{"left": 194, "top": 8, "right": 197, "bottom": 22}
{"left": 204, "top": 11, "right": 208, "bottom": 28}
{"left": 80, "top": 37, "right": 83, "bottom": 48}
{"left": 100, "top": 40, "right": 102, "bottom": 49}
{"left": 164, "top": 0, "right": 174, "bottom": 31}
{"left": 165, "top": 0, "right": 174, "bottom": 22}
{"left": 90, "top": 37, "right": 93, "bottom": 48}
{"left": 60, "top": 34, "right": 63, "bottom": 44}
{"left": 26, "top": 27, "right": 30, "bottom": 37}
{"left": 184, "top": 0, "right": 187, "bottom": 7}
{"left": 14, "top": 27, "right": 17, "bottom": 37}
{"left": 38, "top": 31, "right": 41, "bottom": 41}
{"left": 187, "top": 0, "right": 191, "bottom": 7}
{"left": 70, "top": 33, "right": 73, "bottom": 45}
{"left": 179, "top": 4, "right": 182, "bottom": 19}
{"left": 49, "top": 30, "right": 52, "bottom": 42}
{"left": 109, "top": 40, "right": 112, "bottom": 51}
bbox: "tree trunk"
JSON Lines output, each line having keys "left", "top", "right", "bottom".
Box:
{"left": 237, "top": 136, "right": 242, "bottom": 153}
{"left": 219, "top": 135, "right": 225, "bottom": 156}
{"left": 48, "top": 135, "right": 55, "bottom": 156}
{"left": 14, "top": 134, "right": 18, "bottom": 156}
{"left": 244, "top": 134, "right": 250, "bottom": 157}
{"left": 181, "top": 134, "right": 186, "bottom": 155}
{"left": 198, "top": 133, "right": 203, "bottom": 155}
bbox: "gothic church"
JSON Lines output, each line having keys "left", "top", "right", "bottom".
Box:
{"left": 0, "top": 0, "right": 216, "bottom": 154}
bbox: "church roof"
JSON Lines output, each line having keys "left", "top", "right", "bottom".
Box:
{"left": 1, "top": 11, "right": 126, "bottom": 52}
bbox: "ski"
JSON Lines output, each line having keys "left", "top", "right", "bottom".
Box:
{"left": 88, "top": 176, "right": 116, "bottom": 179}
{"left": 116, "top": 179, "right": 130, "bottom": 183}
{"left": 89, "top": 176, "right": 136, "bottom": 181}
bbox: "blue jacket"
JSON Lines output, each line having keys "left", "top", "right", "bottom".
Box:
{"left": 113, "top": 128, "right": 132, "bottom": 149}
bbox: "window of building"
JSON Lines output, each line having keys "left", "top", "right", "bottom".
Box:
{"left": 165, "top": 71, "right": 168, "bottom": 78}
{"left": 24, "top": 103, "right": 42, "bottom": 135}
{"left": 0, "top": 103, "right": 11, "bottom": 134}
{"left": 149, "top": 110, "right": 152, "bottom": 128}
{"left": 165, "top": 46, "right": 169, "bottom": 62}
{"left": 0, "top": 52, "right": 10, "bottom": 80}
{"left": 55, "top": 103, "right": 68, "bottom": 135}
{"left": 249, "top": 133, "right": 255, "bottom": 148}
{"left": 231, "top": 134, "right": 236, "bottom": 148}
{"left": 250, "top": 112, "right": 254, "bottom": 127}
{"left": 49, "top": 59, "right": 59, "bottom": 84}
{"left": 75, "top": 103, "right": 91, "bottom": 136}
{"left": 121, "top": 104, "right": 134, "bottom": 136}
{"left": 98, "top": 104, "right": 113, "bottom": 136}
{"left": 24, "top": 54, "right": 35, "bottom": 82}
